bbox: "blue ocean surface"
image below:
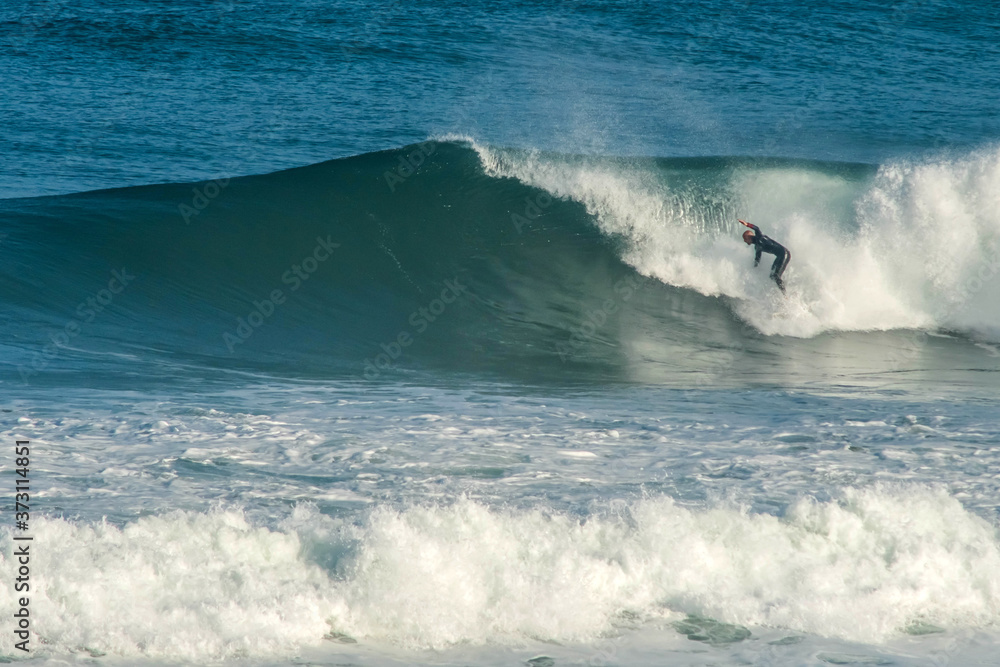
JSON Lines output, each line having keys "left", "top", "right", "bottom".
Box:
{"left": 2, "top": 1, "right": 1000, "bottom": 665}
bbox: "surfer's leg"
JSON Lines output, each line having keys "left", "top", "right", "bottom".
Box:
{"left": 771, "top": 250, "right": 790, "bottom": 292}
{"left": 769, "top": 252, "right": 783, "bottom": 282}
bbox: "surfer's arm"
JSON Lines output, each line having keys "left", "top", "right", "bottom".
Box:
{"left": 739, "top": 220, "right": 763, "bottom": 266}
{"left": 750, "top": 224, "right": 764, "bottom": 265}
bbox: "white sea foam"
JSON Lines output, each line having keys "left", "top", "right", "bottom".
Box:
{"left": 0, "top": 510, "right": 340, "bottom": 660}
{"left": 3, "top": 486, "right": 999, "bottom": 659}
{"left": 461, "top": 137, "right": 1000, "bottom": 338}
{"left": 335, "top": 487, "right": 1000, "bottom": 647}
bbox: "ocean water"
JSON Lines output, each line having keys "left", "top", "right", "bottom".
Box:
{"left": 3, "top": 0, "right": 1000, "bottom": 665}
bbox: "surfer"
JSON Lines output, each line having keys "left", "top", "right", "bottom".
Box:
{"left": 739, "top": 220, "right": 790, "bottom": 292}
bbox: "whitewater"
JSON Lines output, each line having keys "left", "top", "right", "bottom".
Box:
{"left": 4, "top": 381, "right": 1000, "bottom": 665}
{"left": 470, "top": 138, "right": 1000, "bottom": 339}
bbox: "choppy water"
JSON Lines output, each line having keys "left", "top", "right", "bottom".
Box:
{"left": 2, "top": 1, "right": 1000, "bottom": 665}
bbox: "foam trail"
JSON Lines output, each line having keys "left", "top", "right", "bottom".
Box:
{"left": 3, "top": 487, "right": 1000, "bottom": 658}
{"left": 460, "top": 136, "right": 1000, "bottom": 339}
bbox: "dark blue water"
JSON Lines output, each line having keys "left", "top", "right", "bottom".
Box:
{"left": 3, "top": 0, "right": 999, "bottom": 198}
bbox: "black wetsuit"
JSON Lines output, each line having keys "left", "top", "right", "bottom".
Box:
{"left": 747, "top": 223, "right": 790, "bottom": 292}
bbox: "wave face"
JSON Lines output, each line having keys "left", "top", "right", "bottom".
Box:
{"left": 3, "top": 140, "right": 1000, "bottom": 383}
{"left": 3, "top": 487, "right": 999, "bottom": 659}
